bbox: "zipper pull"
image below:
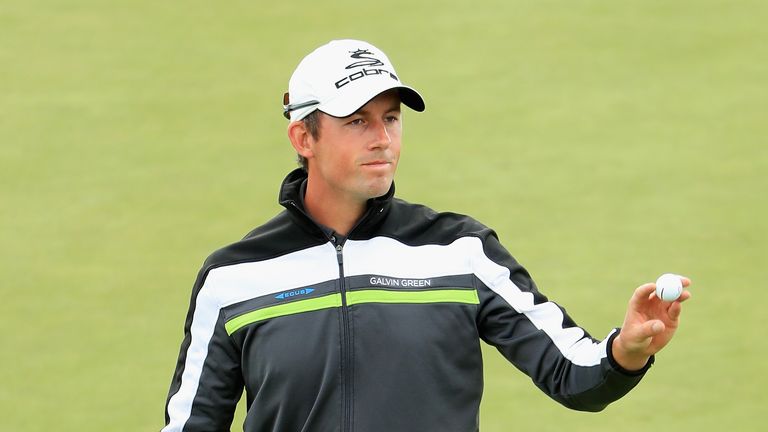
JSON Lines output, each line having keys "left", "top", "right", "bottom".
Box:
{"left": 335, "top": 243, "right": 343, "bottom": 264}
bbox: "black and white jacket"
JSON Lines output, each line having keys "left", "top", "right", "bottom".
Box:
{"left": 163, "top": 168, "right": 651, "bottom": 432}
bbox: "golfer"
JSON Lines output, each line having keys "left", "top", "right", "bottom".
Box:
{"left": 162, "top": 39, "right": 691, "bottom": 432}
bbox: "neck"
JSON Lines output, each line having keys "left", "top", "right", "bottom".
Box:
{"left": 303, "top": 181, "right": 367, "bottom": 237}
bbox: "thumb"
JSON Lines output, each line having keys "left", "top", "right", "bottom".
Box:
{"left": 641, "top": 320, "right": 665, "bottom": 339}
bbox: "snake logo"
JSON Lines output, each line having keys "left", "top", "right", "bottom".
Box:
{"left": 345, "top": 49, "right": 385, "bottom": 69}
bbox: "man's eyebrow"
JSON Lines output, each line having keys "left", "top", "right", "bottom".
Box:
{"left": 355, "top": 104, "right": 402, "bottom": 116}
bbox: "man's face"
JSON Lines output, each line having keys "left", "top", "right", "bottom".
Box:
{"left": 307, "top": 90, "right": 402, "bottom": 205}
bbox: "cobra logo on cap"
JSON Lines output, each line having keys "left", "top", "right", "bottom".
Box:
{"left": 334, "top": 48, "right": 399, "bottom": 89}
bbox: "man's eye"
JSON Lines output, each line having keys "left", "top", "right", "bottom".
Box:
{"left": 348, "top": 118, "right": 364, "bottom": 126}
{"left": 386, "top": 115, "right": 400, "bottom": 123}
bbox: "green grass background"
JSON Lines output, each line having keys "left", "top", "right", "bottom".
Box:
{"left": 1, "top": 1, "right": 766, "bottom": 430}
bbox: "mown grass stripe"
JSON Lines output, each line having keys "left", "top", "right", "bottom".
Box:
{"left": 225, "top": 293, "right": 342, "bottom": 335}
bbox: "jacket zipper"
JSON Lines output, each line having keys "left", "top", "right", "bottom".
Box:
{"left": 288, "top": 200, "right": 383, "bottom": 432}
{"left": 332, "top": 208, "right": 382, "bottom": 432}
{"left": 333, "top": 237, "right": 353, "bottom": 432}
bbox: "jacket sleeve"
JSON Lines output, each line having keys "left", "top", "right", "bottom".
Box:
{"left": 162, "top": 263, "right": 244, "bottom": 431}
{"left": 473, "top": 232, "right": 652, "bottom": 412}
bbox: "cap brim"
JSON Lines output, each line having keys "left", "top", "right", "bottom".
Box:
{"left": 319, "top": 80, "right": 425, "bottom": 118}
{"left": 398, "top": 87, "right": 426, "bottom": 113}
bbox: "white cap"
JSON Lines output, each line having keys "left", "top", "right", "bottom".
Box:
{"left": 283, "top": 39, "right": 425, "bottom": 121}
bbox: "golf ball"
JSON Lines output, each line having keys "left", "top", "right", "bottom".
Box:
{"left": 655, "top": 273, "right": 683, "bottom": 301}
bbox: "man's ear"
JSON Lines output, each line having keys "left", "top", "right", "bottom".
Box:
{"left": 287, "top": 121, "right": 314, "bottom": 160}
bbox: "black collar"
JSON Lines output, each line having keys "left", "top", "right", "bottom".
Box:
{"left": 278, "top": 168, "right": 395, "bottom": 240}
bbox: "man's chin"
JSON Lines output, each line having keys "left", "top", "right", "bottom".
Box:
{"left": 362, "top": 178, "right": 393, "bottom": 199}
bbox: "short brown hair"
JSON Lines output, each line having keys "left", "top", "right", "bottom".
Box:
{"left": 297, "top": 110, "right": 321, "bottom": 171}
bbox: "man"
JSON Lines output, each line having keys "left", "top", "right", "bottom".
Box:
{"left": 163, "top": 39, "right": 691, "bottom": 432}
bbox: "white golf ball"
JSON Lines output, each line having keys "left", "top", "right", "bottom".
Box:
{"left": 655, "top": 273, "right": 683, "bottom": 301}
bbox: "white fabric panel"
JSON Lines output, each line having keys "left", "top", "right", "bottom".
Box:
{"left": 163, "top": 243, "right": 339, "bottom": 431}
{"left": 468, "top": 236, "right": 610, "bottom": 367}
{"left": 344, "top": 236, "right": 475, "bottom": 278}
{"left": 347, "top": 235, "right": 609, "bottom": 367}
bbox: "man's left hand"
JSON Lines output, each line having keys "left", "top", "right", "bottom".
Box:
{"left": 611, "top": 276, "right": 692, "bottom": 371}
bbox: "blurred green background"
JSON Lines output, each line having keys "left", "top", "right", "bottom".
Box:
{"left": 1, "top": 0, "right": 766, "bottom": 431}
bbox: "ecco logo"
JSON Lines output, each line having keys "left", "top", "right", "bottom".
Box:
{"left": 335, "top": 68, "right": 398, "bottom": 89}
{"left": 275, "top": 288, "right": 315, "bottom": 300}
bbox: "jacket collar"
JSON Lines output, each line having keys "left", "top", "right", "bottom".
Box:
{"left": 278, "top": 168, "right": 395, "bottom": 238}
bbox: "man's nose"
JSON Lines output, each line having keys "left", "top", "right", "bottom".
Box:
{"left": 369, "top": 120, "right": 391, "bottom": 149}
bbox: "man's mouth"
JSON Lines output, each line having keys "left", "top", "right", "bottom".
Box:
{"left": 362, "top": 160, "right": 390, "bottom": 166}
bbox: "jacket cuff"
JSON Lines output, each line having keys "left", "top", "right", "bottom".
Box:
{"left": 606, "top": 328, "right": 655, "bottom": 376}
